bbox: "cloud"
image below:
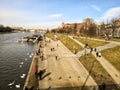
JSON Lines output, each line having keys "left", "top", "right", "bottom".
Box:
{"left": 48, "top": 14, "right": 63, "bottom": 18}
{"left": 101, "top": 7, "right": 120, "bottom": 20}
{"left": 91, "top": 5, "right": 101, "bottom": 12}
{"left": 0, "top": 8, "right": 34, "bottom": 23}
{"left": 0, "top": 8, "right": 62, "bottom": 29}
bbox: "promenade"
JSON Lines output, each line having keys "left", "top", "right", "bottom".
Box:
{"left": 37, "top": 38, "right": 97, "bottom": 90}
{"left": 24, "top": 35, "right": 120, "bottom": 90}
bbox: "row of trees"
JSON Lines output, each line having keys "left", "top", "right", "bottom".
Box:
{"left": 0, "top": 25, "right": 14, "bottom": 32}
{"left": 49, "top": 18, "right": 120, "bottom": 38}
{"left": 50, "top": 19, "right": 97, "bottom": 37}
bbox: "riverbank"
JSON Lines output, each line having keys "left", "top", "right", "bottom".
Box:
{"left": 23, "top": 39, "right": 44, "bottom": 90}
{"left": 23, "top": 54, "right": 39, "bottom": 89}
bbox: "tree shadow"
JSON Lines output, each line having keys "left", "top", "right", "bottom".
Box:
{"left": 81, "top": 60, "right": 96, "bottom": 90}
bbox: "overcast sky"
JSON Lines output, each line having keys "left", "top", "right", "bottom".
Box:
{"left": 0, "top": 0, "right": 120, "bottom": 29}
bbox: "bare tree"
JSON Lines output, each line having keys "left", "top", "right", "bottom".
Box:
{"left": 100, "top": 22, "right": 106, "bottom": 35}
{"left": 88, "top": 23, "right": 97, "bottom": 37}
{"left": 110, "top": 18, "right": 117, "bottom": 38}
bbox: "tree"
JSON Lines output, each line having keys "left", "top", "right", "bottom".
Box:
{"left": 100, "top": 22, "right": 106, "bottom": 35}
{"left": 73, "top": 23, "right": 77, "bottom": 34}
{"left": 0, "top": 25, "right": 14, "bottom": 32}
{"left": 51, "top": 29, "right": 56, "bottom": 33}
{"left": 88, "top": 23, "right": 97, "bottom": 37}
{"left": 110, "top": 18, "right": 117, "bottom": 38}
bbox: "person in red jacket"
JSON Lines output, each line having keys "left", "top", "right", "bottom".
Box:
{"left": 34, "top": 66, "right": 37, "bottom": 78}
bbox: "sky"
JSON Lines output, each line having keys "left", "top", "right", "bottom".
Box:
{"left": 0, "top": 0, "right": 120, "bottom": 29}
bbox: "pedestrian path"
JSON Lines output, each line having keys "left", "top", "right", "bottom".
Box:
{"left": 69, "top": 36, "right": 120, "bottom": 88}
{"left": 38, "top": 38, "right": 97, "bottom": 90}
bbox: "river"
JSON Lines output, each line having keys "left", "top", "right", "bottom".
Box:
{"left": 0, "top": 32, "right": 35, "bottom": 90}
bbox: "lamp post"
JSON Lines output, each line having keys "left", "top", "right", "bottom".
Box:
{"left": 84, "top": 26, "right": 88, "bottom": 60}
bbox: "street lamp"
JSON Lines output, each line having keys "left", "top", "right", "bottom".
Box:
{"left": 84, "top": 26, "right": 88, "bottom": 60}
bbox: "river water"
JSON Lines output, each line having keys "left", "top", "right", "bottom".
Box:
{"left": 0, "top": 32, "right": 35, "bottom": 90}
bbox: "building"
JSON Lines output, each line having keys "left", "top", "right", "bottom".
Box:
{"left": 62, "top": 18, "right": 92, "bottom": 35}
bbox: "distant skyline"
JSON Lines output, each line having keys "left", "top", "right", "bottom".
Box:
{"left": 0, "top": 0, "right": 120, "bottom": 29}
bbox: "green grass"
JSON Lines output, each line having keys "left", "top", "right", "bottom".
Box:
{"left": 110, "top": 38, "right": 120, "bottom": 42}
{"left": 79, "top": 54, "right": 116, "bottom": 85}
{"left": 46, "top": 33, "right": 54, "bottom": 40}
{"left": 101, "top": 46, "right": 120, "bottom": 72}
{"left": 57, "top": 34, "right": 83, "bottom": 53}
{"left": 88, "top": 36, "right": 120, "bottom": 42}
{"left": 75, "top": 37, "right": 108, "bottom": 48}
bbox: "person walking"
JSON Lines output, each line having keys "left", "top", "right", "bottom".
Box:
{"left": 55, "top": 56, "right": 57, "bottom": 60}
{"left": 94, "top": 48, "right": 97, "bottom": 52}
{"left": 98, "top": 52, "right": 101, "bottom": 57}
{"left": 38, "top": 70, "right": 43, "bottom": 80}
{"left": 41, "top": 55, "right": 44, "bottom": 61}
{"left": 34, "top": 66, "right": 38, "bottom": 78}
{"left": 96, "top": 52, "right": 99, "bottom": 57}
{"left": 90, "top": 48, "right": 93, "bottom": 53}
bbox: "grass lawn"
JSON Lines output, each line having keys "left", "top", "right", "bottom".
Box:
{"left": 79, "top": 54, "right": 119, "bottom": 90}
{"left": 57, "top": 34, "right": 83, "bottom": 53}
{"left": 110, "top": 38, "right": 120, "bottom": 42}
{"left": 101, "top": 46, "right": 120, "bottom": 72}
{"left": 79, "top": 54, "right": 118, "bottom": 89}
{"left": 75, "top": 37, "right": 108, "bottom": 48}
{"left": 46, "top": 33, "right": 54, "bottom": 40}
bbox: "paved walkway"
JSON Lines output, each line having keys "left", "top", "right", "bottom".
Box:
{"left": 69, "top": 36, "right": 120, "bottom": 88}
{"left": 77, "top": 36, "right": 120, "bottom": 45}
{"left": 38, "top": 38, "right": 97, "bottom": 90}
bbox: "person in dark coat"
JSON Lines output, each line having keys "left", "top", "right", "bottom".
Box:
{"left": 90, "top": 48, "right": 93, "bottom": 53}
{"left": 38, "top": 69, "right": 46, "bottom": 80}
{"left": 96, "top": 52, "right": 99, "bottom": 57}
{"left": 38, "top": 70, "right": 43, "bottom": 80}
{"left": 55, "top": 56, "right": 57, "bottom": 60}
{"left": 94, "top": 48, "right": 97, "bottom": 52}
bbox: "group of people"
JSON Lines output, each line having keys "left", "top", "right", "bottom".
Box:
{"left": 35, "top": 38, "right": 60, "bottom": 80}
{"left": 90, "top": 47, "right": 101, "bottom": 57}
{"left": 51, "top": 47, "right": 55, "bottom": 51}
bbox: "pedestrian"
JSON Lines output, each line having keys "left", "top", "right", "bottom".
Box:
{"left": 38, "top": 70, "right": 43, "bottom": 80}
{"left": 40, "top": 44, "right": 42, "bottom": 48}
{"left": 96, "top": 52, "right": 99, "bottom": 57}
{"left": 98, "top": 52, "right": 101, "bottom": 57}
{"left": 74, "top": 50, "right": 76, "bottom": 54}
{"left": 36, "top": 50, "right": 38, "bottom": 55}
{"left": 41, "top": 55, "right": 44, "bottom": 61}
{"left": 90, "top": 48, "right": 93, "bottom": 53}
{"left": 94, "top": 48, "right": 97, "bottom": 52}
{"left": 34, "top": 66, "right": 37, "bottom": 78}
{"left": 55, "top": 56, "right": 57, "bottom": 60}
{"left": 51, "top": 48, "right": 52, "bottom": 51}
{"left": 38, "top": 69, "right": 46, "bottom": 80}
{"left": 53, "top": 47, "right": 55, "bottom": 51}
{"left": 38, "top": 48, "right": 40, "bottom": 54}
